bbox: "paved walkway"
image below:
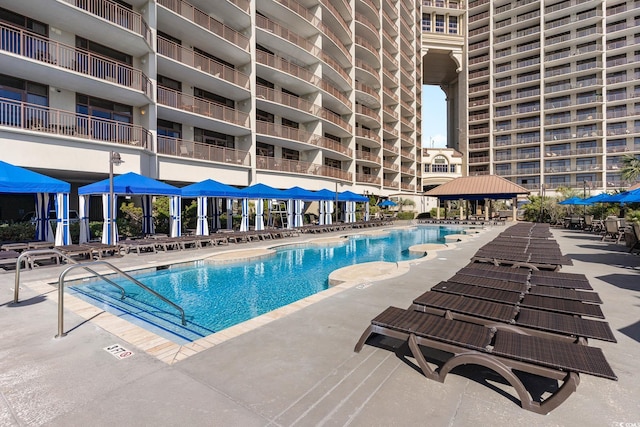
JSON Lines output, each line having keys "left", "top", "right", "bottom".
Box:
{"left": 1, "top": 225, "right": 639, "bottom": 426}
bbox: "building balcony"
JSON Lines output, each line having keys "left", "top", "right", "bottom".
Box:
{"left": 158, "top": 0, "right": 250, "bottom": 55}
{"left": 0, "top": 22, "right": 152, "bottom": 104}
{"left": 383, "top": 161, "right": 399, "bottom": 171}
{"left": 401, "top": 182, "right": 415, "bottom": 191}
{"left": 157, "top": 136, "right": 249, "bottom": 166}
{"left": 356, "top": 173, "right": 381, "bottom": 185}
{"left": 157, "top": 87, "right": 250, "bottom": 133}
{"left": 58, "top": 0, "right": 152, "bottom": 53}
{"left": 1, "top": 98, "right": 151, "bottom": 149}
{"left": 255, "top": 50, "right": 319, "bottom": 91}
{"left": 383, "top": 140, "right": 399, "bottom": 153}
{"left": 356, "top": 150, "right": 381, "bottom": 164}
{"left": 400, "top": 148, "right": 415, "bottom": 160}
{"left": 356, "top": 127, "right": 382, "bottom": 145}
{"left": 257, "top": 156, "right": 352, "bottom": 182}
{"left": 157, "top": 36, "right": 250, "bottom": 98}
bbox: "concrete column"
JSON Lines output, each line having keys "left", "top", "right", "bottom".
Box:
{"left": 436, "top": 199, "right": 441, "bottom": 219}
{"left": 512, "top": 197, "right": 517, "bottom": 222}
{"left": 484, "top": 198, "right": 489, "bottom": 221}
{"left": 459, "top": 198, "right": 463, "bottom": 219}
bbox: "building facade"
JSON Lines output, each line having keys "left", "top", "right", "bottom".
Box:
{"left": 0, "top": 0, "right": 422, "bottom": 220}
{"left": 423, "top": 0, "right": 640, "bottom": 195}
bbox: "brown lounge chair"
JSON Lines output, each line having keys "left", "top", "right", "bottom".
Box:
{"left": 355, "top": 307, "right": 617, "bottom": 414}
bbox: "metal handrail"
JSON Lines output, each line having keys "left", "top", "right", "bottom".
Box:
{"left": 14, "top": 249, "right": 126, "bottom": 304}
{"left": 56, "top": 261, "right": 186, "bottom": 338}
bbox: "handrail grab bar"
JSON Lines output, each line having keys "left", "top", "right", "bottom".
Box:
{"left": 56, "top": 261, "right": 186, "bottom": 338}
{"left": 14, "top": 249, "right": 126, "bottom": 303}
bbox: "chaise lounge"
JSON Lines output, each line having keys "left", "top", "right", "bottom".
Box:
{"left": 354, "top": 306, "right": 617, "bottom": 414}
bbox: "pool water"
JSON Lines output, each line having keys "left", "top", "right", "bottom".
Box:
{"left": 69, "top": 226, "right": 463, "bottom": 343}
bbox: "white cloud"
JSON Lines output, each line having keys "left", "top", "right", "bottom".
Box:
{"left": 422, "top": 133, "right": 447, "bottom": 148}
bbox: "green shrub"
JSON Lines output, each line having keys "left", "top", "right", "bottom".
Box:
{"left": 397, "top": 212, "right": 415, "bottom": 220}
{"left": 0, "top": 222, "right": 36, "bottom": 242}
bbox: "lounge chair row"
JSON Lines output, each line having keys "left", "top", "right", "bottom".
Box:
{"left": 355, "top": 224, "right": 617, "bottom": 414}
{"left": 417, "top": 218, "right": 506, "bottom": 226}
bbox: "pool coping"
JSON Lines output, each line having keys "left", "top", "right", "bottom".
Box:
{"left": 25, "top": 224, "right": 485, "bottom": 365}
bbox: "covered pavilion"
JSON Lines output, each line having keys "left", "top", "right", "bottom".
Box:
{"left": 423, "top": 175, "right": 530, "bottom": 220}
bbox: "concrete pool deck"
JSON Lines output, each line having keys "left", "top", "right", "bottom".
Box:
{"left": 1, "top": 224, "right": 639, "bottom": 426}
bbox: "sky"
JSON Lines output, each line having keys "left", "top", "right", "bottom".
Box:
{"left": 421, "top": 85, "right": 448, "bottom": 148}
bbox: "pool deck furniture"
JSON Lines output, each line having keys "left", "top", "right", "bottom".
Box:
{"left": 0, "top": 249, "right": 27, "bottom": 269}
{"left": 354, "top": 306, "right": 616, "bottom": 415}
{"left": 80, "top": 242, "right": 121, "bottom": 259}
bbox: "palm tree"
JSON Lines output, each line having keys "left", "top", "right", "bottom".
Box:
{"left": 620, "top": 154, "right": 640, "bottom": 184}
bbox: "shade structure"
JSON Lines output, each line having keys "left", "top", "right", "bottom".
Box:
{"left": 0, "top": 160, "right": 70, "bottom": 193}
{"left": 313, "top": 188, "right": 338, "bottom": 200}
{"left": 180, "top": 179, "right": 244, "bottom": 198}
{"left": 339, "top": 190, "right": 369, "bottom": 202}
{"left": 379, "top": 200, "right": 397, "bottom": 207}
{"left": 583, "top": 193, "right": 613, "bottom": 204}
{"left": 0, "top": 161, "right": 70, "bottom": 244}
{"left": 283, "top": 186, "right": 325, "bottom": 201}
{"left": 181, "top": 179, "right": 243, "bottom": 235}
{"left": 559, "top": 196, "right": 591, "bottom": 205}
{"left": 424, "top": 174, "right": 530, "bottom": 201}
{"left": 239, "top": 183, "right": 287, "bottom": 199}
{"left": 78, "top": 172, "right": 181, "bottom": 242}
{"left": 598, "top": 188, "right": 640, "bottom": 203}
{"left": 78, "top": 172, "right": 181, "bottom": 196}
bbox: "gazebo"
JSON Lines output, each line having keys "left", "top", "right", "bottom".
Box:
{"left": 78, "top": 172, "right": 181, "bottom": 244}
{"left": 180, "top": 179, "right": 245, "bottom": 235}
{"left": 424, "top": 175, "right": 530, "bottom": 220}
{"left": 0, "top": 161, "right": 71, "bottom": 245}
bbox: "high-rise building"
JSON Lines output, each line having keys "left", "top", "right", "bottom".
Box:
{"left": 0, "top": 0, "right": 421, "bottom": 220}
{"left": 423, "top": 0, "right": 640, "bottom": 195}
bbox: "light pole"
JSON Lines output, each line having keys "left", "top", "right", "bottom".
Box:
{"left": 334, "top": 180, "right": 339, "bottom": 223}
{"left": 583, "top": 180, "right": 587, "bottom": 218}
{"left": 109, "top": 151, "right": 122, "bottom": 244}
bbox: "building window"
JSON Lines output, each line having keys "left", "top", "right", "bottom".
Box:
{"left": 422, "top": 13, "right": 431, "bottom": 31}
{"left": 256, "top": 109, "right": 274, "bottom": 123}
{"left": 282, "top": 147, "right": 299, "bottom": 161}
{"left": 430, "top": 155, "right": 449, "bottom": 172}
{"left": 194, "top": 128, "right": 234, "bottom": 149}
{"left": 324, "top": 158, "right": 341, "bottom": 169}
{"left": 435, "top": 15, "right": 445, "bottom": 33}
{"left": 157, "top": 119, "right": 181, "bottom": 138}
{"left": 448, "top": 16, "right": 458, "bottom": 34}
{"left": 257, "top": 142, "right": 274, "bottom": 157}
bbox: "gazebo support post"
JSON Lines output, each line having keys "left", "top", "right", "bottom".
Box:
{"left": 436, "top": 199, "right": 441, "bottom": 220}
{"left": 484, "top": 198, "right": 489, "bottom": 221}
{"left": 459, "top": 198, "right": 463, "bottom": 220}
{"left": 512, "top": 197, "right": 517, "bottom": 222}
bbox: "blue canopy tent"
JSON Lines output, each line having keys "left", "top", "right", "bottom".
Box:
{"left": 339, "top": 191, "right": 369, "bottom": 223}
{"left": 283, "top": 186, "right": 326, "bottom": 227}
{"left": 313, "top": 188, "right": 338, "bottom": 225}
{"left": 0, "top": 160, "right": 71, "bottom": 245}
{"left": 78, "top": 172, "right": 181, "bottom": 244}
{"left": 181, "top": 179, "right": 245, "bottom": 235}
{"left": 239, "top": 183, "right": 288, "bottom": 231}
{"left": 583, "top": 193, "right": 613, "bottom": 204}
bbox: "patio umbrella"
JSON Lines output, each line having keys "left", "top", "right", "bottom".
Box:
{"left": 599, "top": 188, "right": 640, "bottom": 204}
{"left": 558, "top": 196, "right": 590, "bottom": 205}
{"left": 583, "top": 193, "right": 612, "bottom": 204}
{"left": 378, "top": 200, "right": 397, "bottom": 207}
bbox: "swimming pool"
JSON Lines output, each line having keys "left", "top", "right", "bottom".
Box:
{"left": 69, "top": 226, "right": 464, "bottom": 344}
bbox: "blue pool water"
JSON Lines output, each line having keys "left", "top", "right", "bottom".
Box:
{"left": 70, "top": 226, "right": 463, "bottom": 343}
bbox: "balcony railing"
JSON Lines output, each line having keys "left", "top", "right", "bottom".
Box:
{"left": 356, "top": 127, "right": 381, "bottom": 144}
{"left": 256, "top": 51, "right": 318, "bottom": 85}
{"left": 319, "top": 80, "right": 352, "bottom": 108}
{"left": 158, "top": 0, "right": 249, "bottom": 51}
{"left": 356, "top": 150, "right": 381, "bottom": 163}
{"left": 1, "top": 98, "right": 151, "bottom": 149}
{"left": 0, "top": 22, "right": 152, "bottom": 98}
{"left": 318, "top": 108, "right": 352, "bottom": 133}
{"left": 356, "top": 173, "right": 381, "bottom": 185}
{"left": 354, "top": 81, "right": 381, "bottom": 102}
{"left": 256, "top": 121, "right": 314, "bottom": 144}
{"left": 157, "top": 37, "right": 250, "bottom": 89}
{"left": 383, "top": 141, "right": 399, "bottom": 153}
{"left": 157, "top": 87, "right": 249, "bottom": 127}
{"left": 256, "top": 85, "right": 314, "bottom": 114}
{"left": 355, "top": 103, "right": 380, "bottom": 122}
{"left": 401, "top": 182, "right": 415, "bottom": 191}
{"left": 157, "top": 136, "right": 249, "bottom": 166}
{"left": 256, "top": 15, "right": 318, "bottom": 56}
{"left": 383, "top": 179, "right": 398, "bottom": 188}
{"left": 62, "top": 0, "right": 152, "bottom": 45}
{"left": 257, "top": 156, "right": 352, "bottom": 181}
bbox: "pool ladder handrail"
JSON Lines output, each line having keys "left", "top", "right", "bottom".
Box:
{"left": 56, "top": 261, "right": 187, "bottom": 338}
{"left": 12, "top": 250, "right": 186, "bottom": 338}
{"left": 14, "top": 249, "right": 126, "bottom": 304}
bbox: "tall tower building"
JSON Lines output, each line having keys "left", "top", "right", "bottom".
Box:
{"left": 0, "top": 0, "right": 422, "bottom": 219}
{"left": 423, "top": 0, "right": 640, "bottom": 194}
